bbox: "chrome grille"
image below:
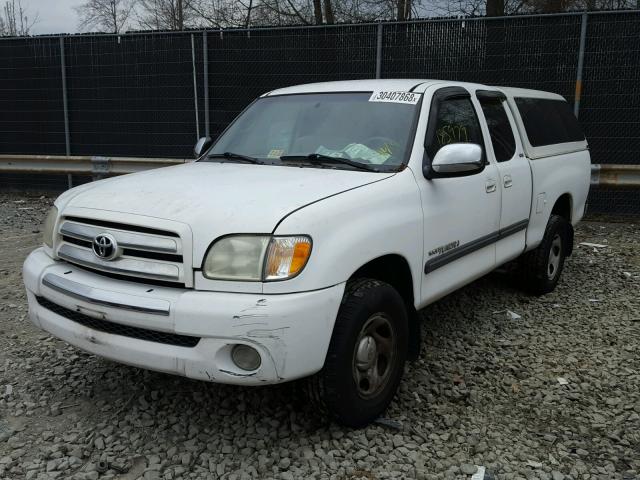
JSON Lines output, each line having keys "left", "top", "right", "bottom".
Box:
{"left": 56, "top": 217, "right": 187, "bottom": 285}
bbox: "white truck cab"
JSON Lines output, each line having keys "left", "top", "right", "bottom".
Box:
{"left": 23, "top": 79, "right": 590, "bottom": 426}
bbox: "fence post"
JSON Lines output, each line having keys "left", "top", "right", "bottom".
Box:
{"left": 191, "top": 34, "right": 200, "bottom": 141}
{"left": 203, "top": 31, "right": 210, "bottom": 138}
{"left": 59, "top": 37, "right": 72, "bottom": 189}
{"left": 574, "top": 12, "right": 588, "bottom": 118}
{"left": 375, "top": 23, "right": 383, "bottom": 79}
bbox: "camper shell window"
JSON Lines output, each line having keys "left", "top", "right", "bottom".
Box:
{"left": 514, "top": 97, "right": 584, "bottom": 147}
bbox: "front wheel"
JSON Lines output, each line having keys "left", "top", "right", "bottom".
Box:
{"left": 306, "top": 279, "right": 408, "bottom": 427}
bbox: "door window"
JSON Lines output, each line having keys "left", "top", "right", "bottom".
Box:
{"left": 479, "top": 99, "right": 516, "bottom": 162}
{"left": 425, "top": 96, "right": 484, "bottom": 160}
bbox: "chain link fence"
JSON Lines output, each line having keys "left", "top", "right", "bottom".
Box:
{"left": 1, "top": 11, "right": 639, "bottom": 214}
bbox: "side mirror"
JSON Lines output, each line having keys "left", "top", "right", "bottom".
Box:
{"left": 194, "top": 136, "right": 213, "bottom": 158}
{"left": 431, "top": 143, "right": 483, "bottom": 176}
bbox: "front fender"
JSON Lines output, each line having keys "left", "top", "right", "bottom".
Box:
{"left": 264, "top": 171, "right": 423, "bottom": 305}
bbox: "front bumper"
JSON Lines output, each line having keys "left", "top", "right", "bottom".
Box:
{"left": 23, "top": 248, "right": 345, "bottom": 385}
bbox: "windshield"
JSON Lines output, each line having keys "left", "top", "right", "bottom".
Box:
{"left": 206, "top": 92, "right": 421, "bottom": 171}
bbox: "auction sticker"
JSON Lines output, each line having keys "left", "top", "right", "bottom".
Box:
{"left": 267, "top": 149, "right": 284, "bottom": 158}
{"left": 369, "top": 91, "right": 421, "bottom": 105}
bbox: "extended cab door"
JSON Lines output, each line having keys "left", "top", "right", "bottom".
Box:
{"left": 416, "top": 86, "right": 502, "bottom": 305}
{"left": 476, "top": 91, "right": 533, "bottom": 265}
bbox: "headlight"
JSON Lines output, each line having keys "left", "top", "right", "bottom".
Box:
{"left": 202, "top": 235, "right": 312, "bottom": 281}
{"left": 42, "top": 206, "right": 58, "bottom": 248}
{"left": 203, "top": 235, "right": 270, "bottom": 281}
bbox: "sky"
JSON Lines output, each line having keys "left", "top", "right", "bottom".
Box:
{"left": 23, "top": 0, "right": 82, "bottom": 34}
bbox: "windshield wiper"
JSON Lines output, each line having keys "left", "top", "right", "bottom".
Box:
{"left": 206, "top": 151, "right": 264, "bottom": 164}
{"left": 280, "top": 154, "right": 379, "bottom": 172}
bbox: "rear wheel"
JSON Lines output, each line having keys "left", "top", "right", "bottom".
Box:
{"left": 517, "top": 214, "right": 571, "bottom": 295}
{"left": 306, "top": 279, "right": 408, "bottom": 427}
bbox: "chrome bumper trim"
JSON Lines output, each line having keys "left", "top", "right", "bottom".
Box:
{"left": 42, "top": 273, "right": 171, "bottom": 316}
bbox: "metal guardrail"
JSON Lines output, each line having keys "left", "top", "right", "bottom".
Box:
{"left": 1, "top": 155, "right": 639, "bottom": 189}
{"left": 0, "top": 154, "right": 187, "bottom": 177}
{"left": 591, "top": 164, "right": 640, "bottom": 189}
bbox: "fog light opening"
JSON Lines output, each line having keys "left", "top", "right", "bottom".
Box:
{"left": 231, "top": 344, "right": 261, "bottom": 371}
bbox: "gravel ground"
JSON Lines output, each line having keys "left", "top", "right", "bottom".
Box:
{"left": 0, "top": 192, "right": 639, "bottom": 480}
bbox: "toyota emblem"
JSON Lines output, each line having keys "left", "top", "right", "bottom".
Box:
{"left": 92, "top": 233, "right": 119, "bottom": 260}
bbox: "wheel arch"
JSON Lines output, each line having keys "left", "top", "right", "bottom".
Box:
{"left": 551, "top": 193, "right": 574, "bottom": 255}
{"left": 551, "top": 193, "right": 572, "bottom": 222}
{"left": 349, "top": 254, "right": 421, "bottom": 360}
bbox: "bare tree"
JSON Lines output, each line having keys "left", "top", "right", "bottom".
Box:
{"left": 518, "top": 0, "right": 576, "bottom": 11}
{"left": 257, "top": 0, "right": 314, "bottom": 25}
{"left": 329, "top": 0, "right": 395, "bottom": 22}
{"left": 189, "top": 0, "right": 342, "bottom": 27}
{"left": 486, "top": 0, "right": 505, "bottom": 15}
{"left": 323, "top": 0, "right": 335, "bottom": 22}
{"left": 75, "top": 0, "right": 136, "bottom": 33}
{"left": 181, "top": 0, "right": 639, "bottom": 31}
{"left": 313, "top": 0, "right": 323, "bottom": 23}
{"left": 396, "top": 0, "right": 411, "bottom": 20}
{"left": 0, "top": 0, "right": 38, "bottom": 36}
{"left": 188, "top": 0, "right": 256, "bottom": 27}
{"left": 244, "top": 0, "right": 253, "bottom": 27}
{"left": 136, "top": 0, "right": 197, "bottom": 30}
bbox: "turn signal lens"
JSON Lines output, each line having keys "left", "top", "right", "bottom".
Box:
{"left": 264, "top": 236, "right": 312, "bottom": 281}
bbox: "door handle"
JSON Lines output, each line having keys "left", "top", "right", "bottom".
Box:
{"left": 503, "top": 175, "right": 513, "bottom": 188}
{"left": 485, "top": 179, "right": 497, "bottom": 193}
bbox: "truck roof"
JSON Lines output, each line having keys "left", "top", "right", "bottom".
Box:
{"left": 496, "top": 86, "right": 565, "bottom": 101}
{"left": 265, "top": 79, "right": 566, "bottom": 101}
{"left": 265, "top": 79, "right": 445, "bottom": 95}
{"left": 265, "top": 79, "right": 584, "bottom": 160}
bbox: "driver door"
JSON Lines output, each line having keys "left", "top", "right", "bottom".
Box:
{"left": 416, "top": 86, "right": 502, "bottom": 305}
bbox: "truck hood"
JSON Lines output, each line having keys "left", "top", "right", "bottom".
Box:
{"left": 63, "top": 161, "right": 393, "bottom": 259}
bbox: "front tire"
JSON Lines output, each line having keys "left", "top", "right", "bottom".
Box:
{"left": 517, "top": 214, "right": 571, "bottom": 295}
{"left": 306, "top": 279, "right": 408, "bottom": 427}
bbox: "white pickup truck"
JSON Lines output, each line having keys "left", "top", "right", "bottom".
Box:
{"left": 23, "top": 80, "right": 590, "bottom": 426}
